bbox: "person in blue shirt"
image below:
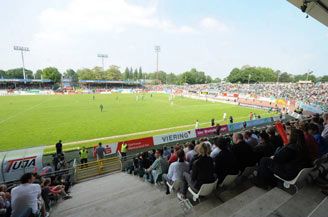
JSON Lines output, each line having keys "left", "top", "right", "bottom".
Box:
{"left": 309, "top": 123, "right": 328, "bottom": 158}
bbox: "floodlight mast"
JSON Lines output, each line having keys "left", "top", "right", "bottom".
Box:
{"left": 13, "top": 46, "right": 30, "bottom": 80}
{"left": 97, "top": 54, "right": 108, "bottom": 71}
{"left": 155, "top": 46, "right": 160, "bottom": 83}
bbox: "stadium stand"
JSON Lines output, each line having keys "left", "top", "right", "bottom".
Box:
{"left": 45, "top": 112, "right": 328, "bottom": 217}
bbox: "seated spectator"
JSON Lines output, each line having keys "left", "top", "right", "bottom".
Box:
{"left": 321, "top": 112, "right": 328, "bottom": 143}
{"left": 139, "top": 152, "right": 152, "bottom": 172}
{"left": 177, "top": 143, "right": 215, "bottom": 200}
{"left": 40, "top": 163, "right": 53, "bottom": 175}
{"left": 148, "top": 149, "right": 156, "bottom": 163}
{"left": 214, "top": 137, "right": 239, "bottom": 184}
{"left": 297, "top": 122, "right": 318, "bottom": 162}
{"left": 11, "top": 173, "right": 47, "bottom": 217}
{"left": 47, "top": 179, "right": 71, "bottom": 200}
{"left": 163, "top": 147, "right": 171, "bottom": 160}
{"left": 311, "top": 113, "right": 323, "bottom": 134}
{"left": 189, "top": 145, "right": 201, "bottom": 171}
{"left": 162, "top": 150, "right": 189, "bottom": 194}
{"left": 168, "top": 147, "right": 181, "bottom": 164}
{"left": 244, "top": 131, "right": 258, "bottom": 148}
{"left": 127, "top": 153, "right": 140, "bottom": 174}
{"left": 308, "top": 123, "right": 328, "bottom": 158}
{"left": 146, "top": 149, "right": 169, "bottom": 183}
{"left": 0, "top": 185, "right": 10, "bottom": 216}
{"left": 251, "top": 129, "right": 259, "bottom": 142}
{"left": 186, "top": 143, "right": 197, "bottom": 162}
{"left": 231, "top": 133, "right": 256, "bottom": 172}
{"left": 256, "top": 128, "right": 312, "bottom": 189}
{"left": 210, "top": 137, "right": 221, "bottom": 159}
{"left": 253, "top": 132, "right": 275, "bottom": 162}
{"left": 183, "top": 143, "right": 189, "bottom": 154}
{"left": 266, "top": 126, "right": 284, "bottom": 151}
{"left": 41, "top": 179, "right": 51, "bottom": 211}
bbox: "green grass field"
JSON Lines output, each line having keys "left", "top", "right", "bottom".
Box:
{"left": 0, "top": 93, "right": 274, "bottom": 153}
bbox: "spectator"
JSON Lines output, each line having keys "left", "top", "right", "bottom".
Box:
{"left": 256, "top": 128, "right": 312, "bottom": 189}
{"left": 210, "top": 137, "right": 221, "bottom": 159}
{"left": 253, "top": 132, "right": 275, "bottom": 162}
{"left": 57, "top": 155, "right": 67, "bottom": 170}
{"left": 11, "top": 173, "right": 44, "bottom": 217}
{"left": 266, "top": 126, "right": 284, "bottom": 151}
{"left": 56, "top": 140, "right": 62, "bottom": 155}
{"left": 214, "top": 137, "right": 239, "bottom": 184}
{"left": 216, "top": 123, "right": 221, "bottom": 136}
{"left": 148, "top": 149, "right": 156, "bottom": 163}
{"left": 52, "top": 154, "right": 59, "bottom": 171}
{"left": 163, "top": 147, "right": 171, "bottom": 160}
{"left": 170, "top": 147, "right": 174, "bottom": 155}
{"left": 186, "top": 143, "right": 197, "bottom": 162}
{"left": 95, "top": 142, "right": 106, "bottom": 161}
{"left": 40, "top": 163, "right": 53, "bottom": 174}
{"left": 308, "top": 123, "right": 328, "bottom": 158}
{"left": 137, "top": 152, "right": 152, "bottom": 177}
{"left": 168, "top": 147, "right": 181, "bottom": 164}
{"left": 79, "top": 146, "right": 88, "bottom": 167}
{"left": 297, "top": 122, "right": 318, "bottom": 162}
{"left": 311, "top": 114, "right": 323, "bottom": 134}
{"left": 322, "top": 112, "right": 328, "bottom": 143}
{"left": 47, "top": 179, "right": 71, "bottom": 200}
{"left": 162, "top": 150, "right": 189, "bottom": 194}
{"left": 177, "top": 143, "right": 215, "bottom": 200}
{"left": 189, "top": 145, "right": 201, "bottom": 171}
{"left": 231, "top": 133, "right": 256, "bottom": 172}
{"left": 183, "top": 143, "right": 189, "bottom": 154}
{"left": 146, "top": 149, "right": 169, "bottom": 183}
{"left": 244, "top": 130, "right": 258, "bottom": 148}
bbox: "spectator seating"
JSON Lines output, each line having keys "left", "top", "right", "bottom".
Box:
{"left": 167, "top": 180, "right": 181, "bottom": 193}
{"left": 219, "top": 174, "right": 239, "bottom": 188}
{"left": 188, "top": 179, "right": 218, "bottom": 202}
{"left": 274, "top": 166, "right": 315, "bottom": 190}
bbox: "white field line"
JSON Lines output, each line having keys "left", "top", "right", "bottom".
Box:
{"left": 0, "top": 97, "right": 55, "bottom": 125}
{"left": 46, "top": 112, "right": 272, "bottom": 149}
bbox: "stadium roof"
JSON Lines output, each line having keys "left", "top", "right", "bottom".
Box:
{"left": 287, "top": 0, "right": 328, "bottom": 27}
{"left": 0, "top": 79, "right": 52, "bottom": 82}
{"left": 79, "top": 80, "right": 145, "bottom": 84}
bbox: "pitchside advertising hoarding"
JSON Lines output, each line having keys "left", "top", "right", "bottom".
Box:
{"left": 0, "top": 146, "right": 45, "bottom": 183}
{"left": 153, "top": 130, "right": 197, "bottom": 145}
{"left": 195, "top": 125, "right": 228, "bottom": 137}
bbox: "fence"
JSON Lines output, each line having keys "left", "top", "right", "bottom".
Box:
{"left": 75, "top": 155, "right": 121, "bottom": 181}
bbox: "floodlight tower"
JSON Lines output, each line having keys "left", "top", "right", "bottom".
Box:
{"left": 97, "top": 54, "right": 108, "bottom": 71}
{"left": 155, "top": 46, "right": 160, "bottom": 83}
{"left": 306, "top": 70, "right": 313, "bottom": 81}
{"left": 13, "top": 46, "right": 30, "bottom": 79}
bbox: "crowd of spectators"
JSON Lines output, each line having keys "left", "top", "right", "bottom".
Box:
{"left": 0, "top": 171, "right": 72, "bottom": 217}
{"left": 0, "top": 83, "right": 53, "bottom": 91}
{"left": 127, "top": 112, "right": 328, "bottom": 200}
{"left": 146, "top": 82, "right": 328, "bottom": 109}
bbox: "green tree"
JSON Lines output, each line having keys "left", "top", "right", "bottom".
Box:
{"left": 35, "top": 70, "right": 43, "bottom": 79}
{"left": 42, "top": 67, "right": 61, "bottom": 83}
{"left": 205, "top": 75, "right": 212, "bottom": 83}
{"left": 138, "top": 67, "right": 143, "bottom": 80}
{"left": 319, "top": 75, "right": 328, "bottom": 82}
{"left": 279, "top": 72, "right": 293, "bottom": 82}
{"left": 6, "top": 68, "right": 33, "bottom": 79}
{"left": 63, "top": 69, "right": 79, "bottom": 86}
{"left": 133, "top": 69, "right": 138, "bottom": 80}
{"left": 123, "top": 67, "right": 130, "bottom": 80}
{"left": 77, "top": 68, "right": 94, "bottom": 80}
{"left": 0, "top": 70, "right": 5, "bottom": 78}
{"left": 105, "top": 65, "right": 122, "bottom": 81}
{"left": 213, "top": 77, "right": 221, "bottom": 83}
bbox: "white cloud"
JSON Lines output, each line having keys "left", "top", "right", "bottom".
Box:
{"left": 200, "top": 17, "right": 229, "bottom": 32}
{"left": 35, "top": 0, "right": 194, "bottom": 41}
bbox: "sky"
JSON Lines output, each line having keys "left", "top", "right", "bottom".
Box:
{"left": 0, "top": 0, "right": 327, "bottom": 79}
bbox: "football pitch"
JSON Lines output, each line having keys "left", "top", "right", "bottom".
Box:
{"left": 0, "top": 93, "right": 274, "bottom": 152}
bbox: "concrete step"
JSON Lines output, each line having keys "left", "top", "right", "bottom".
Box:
{"left": 200, "top": 186, "right": 266, "bottom": 217}
{"left": 230, "top": 187, "right": 292, "bottom": 217}
{"left": 307, "top": 197, "right": 328, "bottom": 217}
{"left": 267, "top": 185, "right": 326, "bottom": 217}
{"left": 52, "top": 175, "right": 161, "bottom": 217}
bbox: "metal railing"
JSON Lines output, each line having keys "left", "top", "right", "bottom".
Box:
{"left": 75, "top": 155, "right": 121, "bottom": 181}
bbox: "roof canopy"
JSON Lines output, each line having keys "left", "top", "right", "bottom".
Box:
{"left": 287, "top": 0, "right": 328, "bottom": 27}
{"left": 79, "top": 80, "right": 145, "bottom": 84}
{"left": 0, "top": 79, "right": 52, "bottom": 83}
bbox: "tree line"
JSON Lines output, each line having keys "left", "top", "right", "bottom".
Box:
{"left": 225, "top": 65, "right": 328, "bottom": 83}
{"left": 0, "top": 67, "right": 221, "bottom": 85}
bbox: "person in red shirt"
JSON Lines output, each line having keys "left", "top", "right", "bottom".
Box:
{"left": 168, "top": 146, "right": 180, "bottom": 164}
